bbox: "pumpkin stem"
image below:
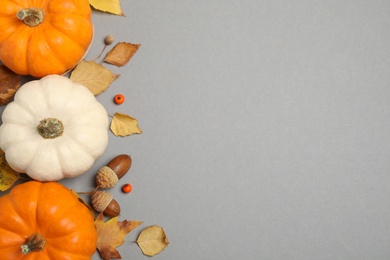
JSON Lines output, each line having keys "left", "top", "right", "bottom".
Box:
{"left": 37, "top": 118, "right": 64, "bottom": 139}
{"left": 17, "top": 8, "right": 44, "bottom": 27}
{"left": 21, "top": 233, "right": 46, "bottom": 254}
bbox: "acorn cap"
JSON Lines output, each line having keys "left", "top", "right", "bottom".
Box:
{"left": 96, "top": 166, "right": 118, "bottom": 189}
{"left": 91, "top": 191, "right": 113, "bottom": 213}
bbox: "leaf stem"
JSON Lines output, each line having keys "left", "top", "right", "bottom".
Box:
{"left": 76, "top": 187, "right": 98, "bottom": 195}
{"left": 94, "top": 45, "right": 108, "bottom": 62}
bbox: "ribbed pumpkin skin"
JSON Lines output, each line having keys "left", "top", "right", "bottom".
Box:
{"left": 0, "top": 75, "right": 109, "bottom": 182}
{"left": 0, "top": 181, "right": 97, "bottom": 259}
{"left": 0, "top": 0, "right": 93, "bottom": 78}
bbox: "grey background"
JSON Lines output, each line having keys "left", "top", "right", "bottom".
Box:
{"left": 2, "top": 0, "right": 390, "bottom": 259}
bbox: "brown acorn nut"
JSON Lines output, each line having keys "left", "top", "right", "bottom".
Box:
{"left": 91, "top": 191, "right": 121, "bottom": 217}
{"left": 95, "top": 154, "right": 132, "bottom": 188}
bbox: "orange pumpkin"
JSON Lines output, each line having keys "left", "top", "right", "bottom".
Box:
{"left": 0, "top": 0, "right": 93, "bottom": 78}
{"left": 0, "top": 181, "right": 97, "bottom": 259}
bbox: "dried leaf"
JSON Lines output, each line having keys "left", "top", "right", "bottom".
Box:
{"left": 104, "top": 42, "right": 141, "bottom": 67}
{"left": 0, "top": 65, "right": 21, "bottom": 105}
{"left": 110, "top": 112, "right": 142, "bottom": 137}
{"left": 0, "top": 150, "right": 20, "bottom": 191}
{"left": 136, "top": 225, "right": 169, "bottom": 256}
{"left": 70, "top": 60, "right": 119, "bottom": 95}
{"left": 89, "top": 0, "right": 124, "bottom": 16}
{"left": 95, "top": 213, "right": 142, "bottom": 260}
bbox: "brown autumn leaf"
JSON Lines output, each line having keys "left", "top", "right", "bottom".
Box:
{"left": 136, "top": 225, "right": 169, "bottom": 256}
{"left": 110, "top": 112, "right": 142, "bottom": 137}
{"left": 70, "top": 60, "right": 120, "bottom": 95}
{"left": 0, "top": 65, "right": 21, "bottom": 105}
{"left": 104, "top": 42, "right": 141, "bottom": 67}
{"left": 95, "top": 213, "right": 142, "bottom": 260}
{"left": 0, "top": 150, "right": 20, "bottom": 192}
{"left": 89, "top": 0, "right": 124, "bottom": 16}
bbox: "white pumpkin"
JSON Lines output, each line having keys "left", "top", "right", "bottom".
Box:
{"left": 0, "top": 75, "right": 108, "bottom": 181}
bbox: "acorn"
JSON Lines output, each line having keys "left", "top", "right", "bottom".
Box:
{"left": 96, "top": 154, "right": 132, "bottom": 188}
{"left": 104, "top": 35, "right": 115, "bottom": 45}
{"left": 91, "top": 191, "right": 121, "bottom": 217}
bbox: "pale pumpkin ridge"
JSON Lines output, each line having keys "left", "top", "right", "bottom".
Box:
{"left": 62, "top": 98, "right": 104, "bottom": 156}
{"left": 0, "top": 139, "right": 41, "bottom": 177}
{"left": 51, "top": 142, "right": 66, "bottom": 178}
{"left": 57, "top": 133, "right": 96, "bottom": 169}
{"left": 65, "top": 87, "right": 96, "bottom": 113}
{"left": 46, "top": 84, "right": 97, "bottom": 171}
{"left": 13, "top": 83, "right": 52, "bottom": 175}
{"left": 2, "top": 103, "right": 36, "bottom": 127}
{"left": 64, "top": 128, "right": 100, "bottom": 156}
{"left": 13, "top": 81, "right": 49, "bottom": 121}
{"left": 50, "top": 134, "right": 93, "bottom": 177}
{"left": 0, "top": 125, "right": 39, "bottom": 155}
{"left": 0, "top": 102, "right": 40, "bottom": 148}
{"left": 38, "top": 76, "right": 76, "bottom": 124}
{"left": 39, "top": 78, "right": 54, "bottom": 113}
{"left": 14, "top": 100, "right": 45, "bottom": 126}
{"left": 24, "top": 141, "right": 61, "bottom": 181}
{"left": 39, "top": 78, "right": 69, "bottom": 121}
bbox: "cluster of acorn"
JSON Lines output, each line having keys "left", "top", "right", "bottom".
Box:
{"left": 90, "top": 154, "right": 132, "bottom": 217}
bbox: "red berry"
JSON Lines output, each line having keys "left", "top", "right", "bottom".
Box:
{"left": 121, "top": 183, "right": 132, "bottom": 193}
{"left": 114, "top": 94, "right": 125, "bottom": 104}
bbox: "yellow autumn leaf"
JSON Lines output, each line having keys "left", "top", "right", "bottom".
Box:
{"left": 95, "top": 213, "right": 142, "bottom": 260}
{"left": 104, "top": 42, "right": 141, "bottom": 67}
{"left": 89, "top": 0, "right": 124, "bottom": 16}
{"left": 110, "top": 112, "right": 142, "bottom": 137}
{"left": 70, "top": 60, "right": 120, "bottom": 95}
{"left": 136, "top": 225, "right": 169, "bottom": 256}
{"left": 0, "top": 151, "right": 20, "bottom": 192}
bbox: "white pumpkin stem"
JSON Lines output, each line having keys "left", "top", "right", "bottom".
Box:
{"left": 17, "top": 8, "right": 44, "bottom": 27}
{"left": 37, "top": 118, "right": 64, "bottom": 139}
{"left": 21, "top": 233, "right": 46, "bottom": 254}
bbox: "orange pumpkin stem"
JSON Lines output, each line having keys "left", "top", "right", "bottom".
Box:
{"left": 16, "top": 8, "right": 44, "bottom": 27}
{"left": 21, "top": 233, "right": 46, "bottom": 254}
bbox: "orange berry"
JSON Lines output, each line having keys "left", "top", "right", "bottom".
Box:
{"left": 121, "top": 183, "right": 132, "bottom": 193}
{"left": 114, "top": 94, "right": 125, "bottom": 104}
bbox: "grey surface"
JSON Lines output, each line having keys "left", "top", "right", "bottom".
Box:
{"left": 3, "top": 0, "right": 390, "bottom": 259}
